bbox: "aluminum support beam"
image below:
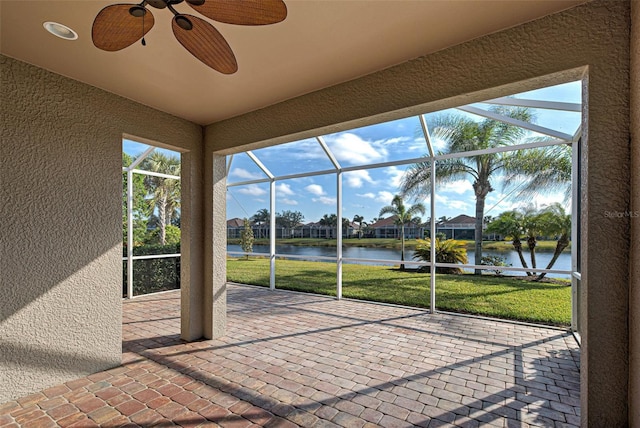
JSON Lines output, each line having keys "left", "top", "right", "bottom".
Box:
{"left": 226, "top": 154, "right": 233, "bottom": 177}
{"left": 571, "top": 138, "right": 580, "bottom": 332}
{"left": 270, "top": 179, "right": 276, "bottom": 290}
{"left": 483, "top": 97, "right": 582, "bottom": 112}
{"left": 127, "top": 146, "right": 155, "bottom": 171}
{"left": 457, "top": 105, "right": 574, "bottom": 141}
{"left": 130, "top": 169, "right": 180, "bottom": 180}
{"left": 430, "top": 161, "right": 436, "bottom": 313}
{"left": 317, "top": 136, "right": 341, "bottom": 170}
{"left": 126, "top": 169, "right": 134, "bottom": 299}
{"left": 247, "top": 150, "right": 274, "bottom": 179}
{"left": 420, "top": 114, "right": 435, "bottom": 157}
{"left": 336, "top": 171, "right": 343, "bottom": 299}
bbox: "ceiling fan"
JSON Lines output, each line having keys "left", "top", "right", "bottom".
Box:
{"left": 92, "top": 0, "right": 287, "bottom": 74}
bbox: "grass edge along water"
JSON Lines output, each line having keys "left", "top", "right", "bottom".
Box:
{"left": 227, "top": 258, "right": 571, "bottom": 327}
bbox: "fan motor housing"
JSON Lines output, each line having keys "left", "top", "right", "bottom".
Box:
{"left": 145, "top": 0, "right": 184, "bottom": 9}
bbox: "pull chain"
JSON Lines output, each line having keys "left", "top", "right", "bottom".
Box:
{"left": 141, "top": 11, "right": 146, "bottom": 46}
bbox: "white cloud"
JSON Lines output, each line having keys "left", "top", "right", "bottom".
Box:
{"left": 435, "top": 194, "right": 470, "bottom": 212}
{"left": 280, "top": 198, "right": 298, "bottom": 205}
{"left": 295, "top": 142, "right": 330, "bottom": 160}
{"left": 406, "top": 138, "right": 429, "bottom": 153}
{"left": 375, "top": 191, "right": 395, "bottom": 205}
{"left": 230, "top": 168, "right": 264, "bottom": 180}
{"left": 439, "top": 179, "right": 473, "bottom": 195}
{"left": 327, "top": 133, "right": 387, "bottom": 165}
{"left": 305, "top": 184, "right": 325, "bottom": 196}
{"left": 447, "top": 200, "right": 471, "bottom": 210}
{"left": 385, "top": 166, "right": 405, "bottom": 189}
{"left": 276, "top": 183, "right": 295, "bottom": 195}
{"left": 378, "top": 136, "right": 412, "bottom": 146}
{"left": 357, "top": 192, "right": 376, "bottom": 199}
{"left": 313, "top": 196, "right": 337, "bottom": 205}
{"left": 356, "top": 191, "right": 393, "bottom": 204}
{"left": 259, "top": 139, "right": 327, "bottom": 161}
{"left": 345, "top": 170, "right": 375, "bottom": 188}
{"left": 237, "top": 185, "right": 267, "bottom": 196}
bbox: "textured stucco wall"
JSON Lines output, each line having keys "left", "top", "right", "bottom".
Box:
{"left": 629, "top": 0, "right": 639, "bottom": 426}
{"left": 203, "top": 154, "right": 227, "bottom": 339}
{"left": 205, "top": 1, "right": 631, "bottom": 425}
{"left": 0, "top": 55, "right": 203, "bottom": 403}
{"left": 179, "top": 145, "right": 206, "bottom": 342}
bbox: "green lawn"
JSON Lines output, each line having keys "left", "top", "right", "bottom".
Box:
{"left": 228, "top": 237, "right": 568, "bottom": 252}
{"left": 227, "top": 258, "right": 572, "bottom": 327}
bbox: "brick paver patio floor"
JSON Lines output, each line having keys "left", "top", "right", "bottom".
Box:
{"left": 1, "top": 284, "right": 580, "bottom": 427}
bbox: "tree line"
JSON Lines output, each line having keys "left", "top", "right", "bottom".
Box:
{"left": 123, "top": 152, "right": 181, "bottom": 247}
{"left": 487, "top": 203, "right": 571, "bottom": 279}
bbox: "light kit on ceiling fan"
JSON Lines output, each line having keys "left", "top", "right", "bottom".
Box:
{"left": 91, "top": 0, "right": 287, "bottom": 74}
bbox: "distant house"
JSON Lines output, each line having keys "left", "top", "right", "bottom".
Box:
{"left": 370, "top": 216, "right": 424, "bottom": 239}
{"left": 296, "top": 221, "right": 328, "bottom": 238}
{"left": 436, "top": 214, "right": 476, "bottom": 240}
{"left": 294, "top": 221, "right": 357, "bottom": 239}
{"left": 228, "top": 219, "right": 355, "bottom": 239}
{"left": 226, "top": 218, "right": 245, "bottom": 239}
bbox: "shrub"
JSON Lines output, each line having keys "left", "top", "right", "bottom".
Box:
{"left": 123, "top": 243, "right": 180, "bottom": 296}
{"left": 145, "top": 225, "right": 181, "bottom": 245}
{"left": 480, "top": 255, "right": 511, "bottom": 275}
{"left": 240, "top": 218, "right": 254, "bottom": 259}
{"left": 413, "top": 238, "right": 468, "bottom": 274}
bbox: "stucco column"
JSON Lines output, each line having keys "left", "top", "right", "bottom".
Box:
{"left": 180, "top": 148, "right": 205, "bottom": 341}
{"left": 203, "top": 153, "right": 227, "bottom": 339}
{"left": 629, "top": 0, "right": 640, "bottom": 425}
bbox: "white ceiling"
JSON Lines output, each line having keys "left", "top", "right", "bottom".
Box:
{"left": 0, "top": 0, "right": 585, "bottom": 126}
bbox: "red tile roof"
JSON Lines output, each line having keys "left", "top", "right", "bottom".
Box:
{"left": 438, "top": 214, "right": 476, "bottom": 226}
{"left": 227, "top": 218, "right": 245, "bottom": 227}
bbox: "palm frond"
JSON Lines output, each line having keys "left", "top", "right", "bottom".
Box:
{"left": 400, "top": 158, "right": 472, "bottom": 201}
{"left": 485, "top": 106, "right": 533, "bottom": 147}
{"left": 400, "top": 161, "right": 432, "bottom": 200}
{"left": 502, "top": 144, "right": 571, "bottom": 200}
{"left": 406, "top": 202, "right": 426, "bottom": 218}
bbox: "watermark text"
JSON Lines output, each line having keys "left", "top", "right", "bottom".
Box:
{"left": 603, "top": 210, "right": 640, "bottom": 218}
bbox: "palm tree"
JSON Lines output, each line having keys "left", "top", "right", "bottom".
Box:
{"left": 319, "top": 213, "right": 337, "bottom": 238}
{"left": 353, "top": 214, "right": 365, "bottom": 238}
{"left": 521, "top": 206, "right": 544, "bottom": 274}
{"left": 486, "top": 210, "right": 531, "bottom": 275}
{"left": 401, "top": 107, "right": 571, "bottom": 274}
{"left": 379, "top": 194, "right": 426, "bottom": 270}
{"left": 143, "top": 152, "right": 181, "bottom": 245}
{"left": 251, "top": 208, "right": 270, "bottom": 239}
{"left": 341, "top": 217, "right": 352, "bottom": 238}
{"left": 536, "top": 203, "right": 571, "bottom": 280}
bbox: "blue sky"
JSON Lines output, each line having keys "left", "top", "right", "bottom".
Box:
{"left": 125, "top": 81, "right": 582, "bottom": 225}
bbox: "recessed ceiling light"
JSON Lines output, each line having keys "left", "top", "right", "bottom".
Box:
{"left": 43, "top": 21, "right": 78, "bottom": 40}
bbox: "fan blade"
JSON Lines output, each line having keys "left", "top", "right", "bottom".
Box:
{"left": 188, "top": 0, "right": 287, "bottom": 25}
{"left": 92, "top": 4, "right": 154, "bottom": 51}
{"left": 172, "top": 15, "right": 238, "bottom": 74}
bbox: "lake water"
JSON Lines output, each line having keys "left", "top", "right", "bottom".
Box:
{"left": 227, "top": 243, "right": 572, "bottom": 277}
